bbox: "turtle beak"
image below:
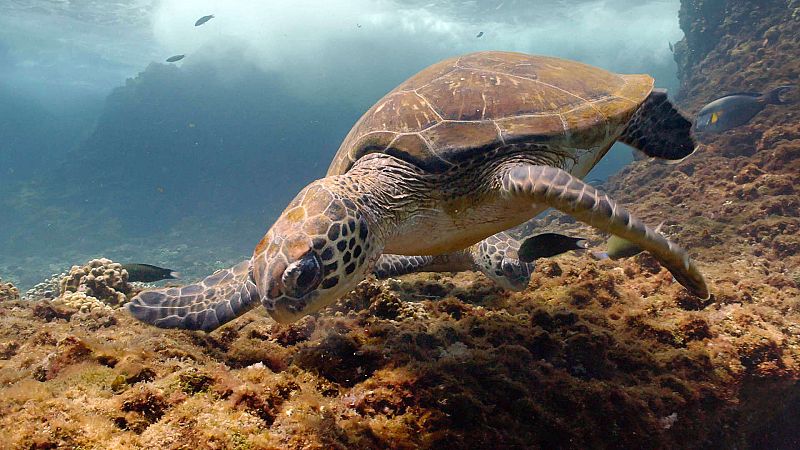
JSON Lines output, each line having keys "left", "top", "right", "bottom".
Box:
{"left": 269, "top": 297, "right": 314, "bottom": 324}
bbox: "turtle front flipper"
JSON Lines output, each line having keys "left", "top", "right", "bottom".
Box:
{"left": 127, "top": 259, "right": 259, "bottom": 331}
{"left": 618, "top": 89, "right": 696, "bottom": 161}
{"left": 500, "top": 165, "right": 709, "bottom": 299}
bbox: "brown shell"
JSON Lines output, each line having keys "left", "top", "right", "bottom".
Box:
{"left": 327, "top": 51, "right": 654, "bottom": 176}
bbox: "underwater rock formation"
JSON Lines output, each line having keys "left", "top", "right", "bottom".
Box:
{"left": 0, "top": 1, "right": 798, "bottom": 448}
{"left": 0, "top": 278, "right": 19, "bottom": 302}
{"left": 676, "top": 0, "right": 799, "bottom": 107}
{"left": 59, "top": 258, "right": 133, "bottom": 307}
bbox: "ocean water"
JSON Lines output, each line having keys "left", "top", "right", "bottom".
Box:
{"left": 0, "top": 0, "right": 686, "bottom": 288}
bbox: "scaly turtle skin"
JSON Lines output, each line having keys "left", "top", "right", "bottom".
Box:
{"left": 374, "top": 230, "right": 587, "bottom": 291}
{"left": 128, "top": 51, "right": 709, "bottom": 331}
{"left": 374, "top": 231, "right": 534, "bottom": 291}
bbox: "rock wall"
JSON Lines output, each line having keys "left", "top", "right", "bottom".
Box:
{"left": 675, "top": 0, "right": 798, "bottom": 108}
{"left": 601, "top": 0, "right": 800, "bottom": 447}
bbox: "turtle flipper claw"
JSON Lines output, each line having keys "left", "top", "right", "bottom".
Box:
{"left": 127, "top": 259, "right": 259, "bottom": 332}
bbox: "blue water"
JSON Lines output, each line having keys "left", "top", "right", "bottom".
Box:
{"left": 0, "top": 0, "right": 685, "bottom": 288}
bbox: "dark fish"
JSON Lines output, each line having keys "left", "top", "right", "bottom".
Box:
{"left": 694, "top": 86, "right": 793, "bottom": 133}
{"left": 122, "top": 264, "right": 181, "bottom": 283}
{"left": 166, "top": 54, "right": 185, "bottom": 63}
{"left": 592, "top": 222, "right": 663, "bottom": 260}
{"left": 476, "top": 31, "right": 484, "bottom": 38}
{"left": 668, "top": 41, "right": 674, "bottom": 52}
{"left": 195, "top": 15, "right": 214, "bottom": 26}
{"left": 518, "top": 233, "right": 589, "bottom": 263}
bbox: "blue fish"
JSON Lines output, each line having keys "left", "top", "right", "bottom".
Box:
{"left": 695, "top": 86, "right": 793, "bottom": 133}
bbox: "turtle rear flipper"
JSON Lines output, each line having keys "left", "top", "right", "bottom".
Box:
{"left": 127, "top": 259, "right": 259, "bottom": 332}
{"left": 373, "top": 254, "right": 435, "bottom": 278}
{"left": 469, "top": 231, "right": 534, "bottom": 292}
{"left": 618, "top": 89, "right": 696, "bottom": 161}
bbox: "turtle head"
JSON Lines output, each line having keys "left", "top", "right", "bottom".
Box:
{"left": 470, "top": 232, "right": 533, "bottom": 291}
{"left": 252, "top": 182, "right": 379, "bottom": 323}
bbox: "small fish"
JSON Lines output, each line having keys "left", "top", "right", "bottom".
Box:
{"left": 166, "top": 54, "right": 185, "bottom": 63}
{"left": 122, "top": 264, "right": 181, "bottom": 283}
{"left": 695, "top": 86, "right": 793, "bottom": 133}
{"left": 668, "top": 41, "right": 674, "bottom": 52}
{"left": 195, "top": 15, "right": 214, "bottom": 26}
{"left": 357, "top": 23, "right": 362, "bottom": 28}
{"left": 476, "top": 31, "right": 484, "bottom": 38}
{"left": 518, "top": 233, "right": 589, "bottom": 263}
{"left": 592, "top": 222, "right": 663, "bottom": 260}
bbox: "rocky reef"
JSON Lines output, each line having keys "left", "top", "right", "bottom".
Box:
{"left": 0, "top": 0, "right": 798, "bottom": 448}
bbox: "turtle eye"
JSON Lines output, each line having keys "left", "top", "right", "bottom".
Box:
{"left": 282, "top": 252, "right": 323, "bottom": 298}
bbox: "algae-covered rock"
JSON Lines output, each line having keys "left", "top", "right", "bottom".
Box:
{"left": 0, "top": 1, "right": 799, "bottom": 448}
{"left": 58, "top": 258, "right": 131, "bottom": 307}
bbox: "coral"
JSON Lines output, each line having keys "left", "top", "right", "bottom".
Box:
{"left": 0, "top": 277, "right": 19, "bottom": 301}
{"left": 58, "top": 258, "right": 132, "bottom": 307}
{"left": 24, "top": 272, "right": 62, "bottom": 300}
{"left": 55, "top": 291, "right": 112, "bottom": 313}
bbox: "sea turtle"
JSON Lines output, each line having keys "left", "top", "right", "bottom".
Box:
{"left": 374, "top": 231, "right": 534, "bottom": 291}
{"left": 128, "top": 51, "right": 709, "bottom": 331}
